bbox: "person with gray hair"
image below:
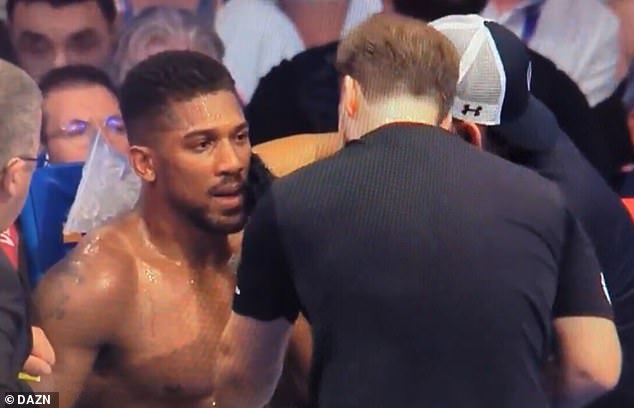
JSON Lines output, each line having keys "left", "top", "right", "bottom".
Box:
{"left": 109, "top": 6, "right": 224, "bottom": 85}
{"left": 0, "top": 59, "right": 41, "bottom": 242}
{"left": 0, "top": 59, "right": 55, "bottom": 395}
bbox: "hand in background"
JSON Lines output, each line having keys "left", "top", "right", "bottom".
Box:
{"left": 22, "top": 326, "right": 55, "bottom": 376}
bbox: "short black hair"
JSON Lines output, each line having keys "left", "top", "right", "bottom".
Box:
{"left": 392, "top": 0, "right": 487, "bottom": 22}
{"left": 39, "top": 64, "right": 117, "bottom": 97}
{"left": 7, "top": 0, "right": 117, "bottom": 24}
{"left": 119, "top": 50, "right": 236, "bottom": 146}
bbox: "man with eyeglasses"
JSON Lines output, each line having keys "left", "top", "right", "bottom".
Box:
{"left": 39, "top": 64, "right": 128, "bottom": 164}
{"left": 0, "top": 59, "right": 56, "bottom": 400}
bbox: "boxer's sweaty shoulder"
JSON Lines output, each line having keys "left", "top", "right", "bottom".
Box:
{"left": 35, "top": 213, "right": 309, "bottom": 407}
{"left": 32, "top": 215, "right": 139, "bottom": 407}
{"left": 254, "top": 132, "right": 342, "bottom": 177}
{"left": 34, "top": 215, "right": 138, "bottom": 337}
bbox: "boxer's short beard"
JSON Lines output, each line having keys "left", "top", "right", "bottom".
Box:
{"left": 169, "top": 154, "right": 275, "bottom": 234}
{"left": 182, "top": 201, "right": 247, "bottom": 234}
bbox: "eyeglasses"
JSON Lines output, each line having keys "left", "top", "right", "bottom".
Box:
{"left": 1, "top": 154, "right": 40, "bottom": 174}
{"left": 17, "top": 155, "right": 39, "bottom": 163}
{"left": 49, "top": 115, "right": 126, "bottom": 139}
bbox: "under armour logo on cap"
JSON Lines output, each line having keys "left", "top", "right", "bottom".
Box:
{"left": 461, "top": 104, "right": 483, "bottom": 116}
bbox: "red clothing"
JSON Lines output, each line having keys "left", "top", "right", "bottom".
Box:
{"left": 623, "top": 198, "right": 634, "bottom": 222}
{"left": 0, "top": 224, "right": 19, "bottom": 270}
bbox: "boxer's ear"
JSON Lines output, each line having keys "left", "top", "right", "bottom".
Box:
{"left": 129, "top": 145, "right": 156, "bottom": 182}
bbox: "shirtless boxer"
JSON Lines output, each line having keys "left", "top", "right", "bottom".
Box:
{"left": 32, "top": 50, "right": 310, "bottom": 408}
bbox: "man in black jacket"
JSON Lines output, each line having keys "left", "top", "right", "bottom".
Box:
{"left": 0, "top": 59, "right": 52, "bottom": 395}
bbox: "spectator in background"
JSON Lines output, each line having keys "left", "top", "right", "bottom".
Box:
{"left": 215, "top": 0, "right": 382, "bottom": 103}
{"left": 39, "top": 64, "right": 127, "bottom": 164}
{"left": 119, "top": 0, "right": 209, "bottom": 15}
{"left": 110, "top": 6, "right": 224, "bottom": 85}
{"left": 116, "top": 0, "right": 218, "bottom": 28}
{"left": 6, "top": 0, "right": 117, "bottom": 81}
{"left": 606, "top": 0, "right": 634, "bottom": 77}
{"left": 215, "top": 0, "right": 303, "bottom": 103}
{"left": 277, "top": 0, "right": 383, "bottom": 48}
{"left": 481, "top": 0, "right": 621, "bottom": 108}
{"left": 0, "top": 59, "right": 54, "bottom": 396}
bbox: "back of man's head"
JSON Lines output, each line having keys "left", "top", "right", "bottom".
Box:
{"left": 392, "top": 0, "right": 487, "bottom": 22}
{"left": 0, "top": 59, "right": 42, "bottom": 229}
{"left": 6, "top": 0, "right": 117, "bottom": 24}
{"left": 336, "top": 12, "right": 459, "bottom": 120}
{"left": 119, "top": 50, "right": 236, "bottom": 146}
{"left": 0, "top": 59, "right": 42, "bottom": 167}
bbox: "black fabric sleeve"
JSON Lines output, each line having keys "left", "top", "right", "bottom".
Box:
{"left": 233, "top": 190, "right": 301, "bottom": 323}
{"left": 0, "top": 262, "right": 32, "bottom": 394}
{"left": 553, "top": 209, "right": 614, "bottom": 319}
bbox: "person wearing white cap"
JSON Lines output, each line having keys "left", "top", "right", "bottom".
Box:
{"left": 212, "top": 12, "right": 619, "bottom": 408}
{"left": 431, "top": 13, "right": 629, "bottom": 407}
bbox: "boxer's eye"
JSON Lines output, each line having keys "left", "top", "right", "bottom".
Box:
{"left": 194, "top": 140, "right": 214, "bottom": 151}
{"left": 234, "top": 132, "right": 249, "bottom": 144}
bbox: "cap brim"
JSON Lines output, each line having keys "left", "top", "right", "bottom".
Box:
{"left": 490, "top": 96, "right": 559, "bottom": 152}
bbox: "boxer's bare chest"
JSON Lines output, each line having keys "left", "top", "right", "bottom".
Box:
{"left": 81, "top": 256, "right": 238, "bottom": 407}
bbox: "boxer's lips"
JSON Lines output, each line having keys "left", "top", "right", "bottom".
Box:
{"left": 211, "top": 185, "right": 244, "bottom": 208}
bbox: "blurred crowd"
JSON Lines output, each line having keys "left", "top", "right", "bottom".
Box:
{"left": 1, "top": 0, "right": 633, "bottom": 182}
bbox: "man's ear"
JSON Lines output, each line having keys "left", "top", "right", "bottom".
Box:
{"left": 341, "top": 75, "right": 361, "bottom": 120}
{"left": 451, "top": 120, "right": 484, "bottom": 149}
{"left": 439, "top": 114, "right": 453, "bottom": 131}
{"left": 0, "top": 158, "right": 22, "bottom": 200}
{"left": 129, "top": 145, "right": 156, "bottom": 183}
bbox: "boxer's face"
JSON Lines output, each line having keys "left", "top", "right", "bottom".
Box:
{"left": 155, "top": 90, "right": 251, "bottom": 234}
